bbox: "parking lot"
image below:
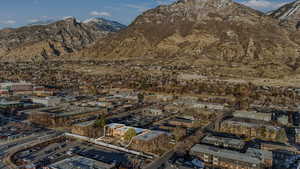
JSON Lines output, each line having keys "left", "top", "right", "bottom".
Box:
{"left": 12, "top": 137, "right": 150, "bottom": 169}
{"left": 0, "top": 119, "right": 47, "bottom": 144}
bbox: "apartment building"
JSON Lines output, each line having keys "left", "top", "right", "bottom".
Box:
{"left": 191, "top": 144, "right": 272, "bottom": 169}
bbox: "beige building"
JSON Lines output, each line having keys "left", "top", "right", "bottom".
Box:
{"left": 105, "top": 123, "right": 148, "bottom": 138}
{"left": 191, "top": 144, "right": 273, "bottom": 169}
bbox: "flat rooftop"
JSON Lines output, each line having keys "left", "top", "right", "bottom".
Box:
{"left": 134, "top": 130, "right": 168, "bottom": 141}
{"left": 201, "top": 135, "right": 245, "bottom": 149}
{"left": 49, "top": 155, "right": 114, "bottom": 169}
{"left": 115, "top": 126, "right": 147, "bottom": 135}
{"left": 170, "top": 117, "right": 193, "bottom": 124}
{"left": 74, "top": 120, "right": 95, "bottom": 127}
{"left": 105, "top": 123, "right": 125, "bottom": 129}
{"left": 0, "top": 82, "right": 32, "bottom": 86}
{"left": 27, "top": 105, "right": 103, "bottom": 117}
{"left": 191, "top": 144, "right": 271, "bottom": 165}
{"left": 223, "top": 117, "right": 281, "bottom": 130}
{"left": 233, "top": 111, "right": 272, "bottom": 121}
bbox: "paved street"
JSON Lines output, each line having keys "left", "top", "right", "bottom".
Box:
{"left": 0, "top": 130, "right": 63, "bottom": 169}
{"left": 143, "top": 150, "right": 175, "bottom": 169}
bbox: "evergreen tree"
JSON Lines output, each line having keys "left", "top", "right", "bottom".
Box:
{"left": 94, "top": 115, "right": 106, "bottom": 128}
{"left": 124, "top": 128, "right": 137, "bottom": 141}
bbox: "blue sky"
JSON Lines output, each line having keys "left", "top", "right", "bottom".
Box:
{"left": 0, "top": 0, "right": 295, "bottom": 29}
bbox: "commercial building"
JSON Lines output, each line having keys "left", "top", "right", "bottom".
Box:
{"left": 105, "top": 123, "right": 148, "bottom": 138}
{"left": 131, "top": 130, "right": 171, "bottom": 153}
{"left": 33, "top": 86, "right": 55, "bottom": 96}
{"left": 169, "top": 117, "right": 194, "bottom": 128}
{"left": 105, "top": 123, "right": 171, "bottom": 153}
{"left": 201, "top": 135, "right": 245, "bottom": 150}
{"left": 220, "top": 117, "right": 288, "bottom": 142}
{"left": 49, "top": 156, "right": 114, "bottom": 169}
{"left": 191, "top": 144, "right": 273, "bottom": 169}
{"left": 28, "top": 106, "right": 105, "bottom": 127}
{"left": 0, "top": 82, "right": 54, "bottom": 96}
{"left": 31, "top": 96, "right": 61, "bottom": 107}
{"left": 72, "top": 120, "right": 103, "bottom": 138}
{"left": 190, "top": 102, "right": 225, "bottom": 110}
{"left": 0, "top": 82, "right": 33, "bottom": 95}
{"left": 143, "top": 108, "right": 163, "bottom": 116}
{"left": 233, "top": 111, "right": 272, "bottom": 122}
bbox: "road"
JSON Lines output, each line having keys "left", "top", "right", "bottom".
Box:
{"left": 142, "top": 112, "right": 221, "bottom": 169}
{"left": 0, "top": 131, "right": 63, "bottom": 169}
{"left": 0, "top": 114, "right": 23, "bottom": 124}
{"left": 143, "top": 150, "right": 175, "bottom": 169}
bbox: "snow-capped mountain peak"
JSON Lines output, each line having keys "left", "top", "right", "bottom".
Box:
{"left": 82, "top": 17, "right": 126, "bottom": 32}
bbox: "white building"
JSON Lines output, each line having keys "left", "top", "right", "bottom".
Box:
{"left": 31, "top": 96, "right": 61, "bottom": 107}
{"left": 0, "top": 82, "right": 33, "bottom": 91}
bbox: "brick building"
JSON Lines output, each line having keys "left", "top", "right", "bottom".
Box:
{"left": 105, "top": 123, "right": 147, "bottom": 139}
{"left": 131, "top": 130, "right": 171, "bottom": 154}
{"left": 169, "top": 117, "right": 194, "bottom": 128}
{"left": 220, "top": 117, "right": 288, "bottom": 143}
{"left": 72, "top": 120, "right": 103, "bottom": 138}
{"left": 28, "top": 106, "right": 105, "bottom": 127}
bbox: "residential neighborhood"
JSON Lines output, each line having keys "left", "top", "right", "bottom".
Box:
{"left": 0, "top": 0, "right": 300, "bottom": 168}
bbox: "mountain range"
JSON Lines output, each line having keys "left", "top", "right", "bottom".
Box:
{"left": 0, "top": 0, "right": 299, "bottom": 79}
{"left": 269, "top": 0, "right": 300, "bottom": 30}
{"left": 0, "top": 17, "right": 126, "bottom": 62}
{"left": 81, "top": 0, "right": 299, "bottom": 78}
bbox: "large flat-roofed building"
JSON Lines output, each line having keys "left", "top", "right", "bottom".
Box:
{"left": 191, "top": 144, "right": 272, "bottom": 169}
{"left": 31, "top": 96, "right": 61, "bottom": 107}
{"left": 105, "top": 123, "right": 171, "bottom": 153}
{"left": 143, "top": 108, "right": 163, "bottom": 116}
{"left": 169, "top": 117, "right": 194, "bottom": 128}
{"left": 28, "top": 106, "right": 105, "bottom": 127}
{"left": 191, "top": 102, "right": 225, "bottom": 110}
{"left": 131, "top": 130, "right": 171, "bottom": 154}
{"left": 33, "top": 86, "right": 55, "bottom": 96}
{"left": 0, "top": 82, "right": 33, "bottom": 95}
{"left": 105, "top": 123, "right": 148, "bottom": 138}
{"left": 220, "top": 117, "right": 288, "bottom": 143}
{"left": 201, "top": 135, "right": 245, "bottom": 150}
{"left": 233, "top": 111, "right": 272, "bottom": 122}
{"left": 49, "top": 156, "right": 114, "bottom": 169}
{"left": 72, "top": 120, "right": 103, "bottom": 138}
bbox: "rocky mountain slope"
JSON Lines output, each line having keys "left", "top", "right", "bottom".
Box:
{"left": 0, "top": 17, "right": 125, "bottom": 62}
{"left": 83, "top": 0, "right": 300, "bottom": 78}
{"left": 269, "top": 0, "right": 300, "bottom": 30}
